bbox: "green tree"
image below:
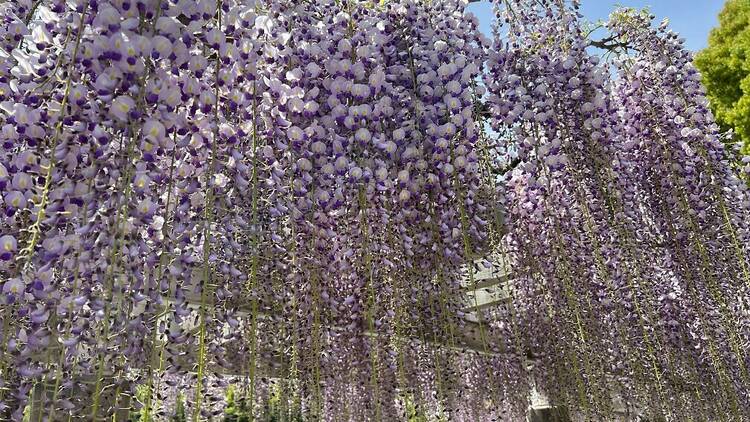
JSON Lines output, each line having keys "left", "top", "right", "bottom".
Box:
{"left": 695, "top": 0, "right": 750, "bottom": 153}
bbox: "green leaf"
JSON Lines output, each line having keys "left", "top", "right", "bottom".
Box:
{"left": 696, "top": 0, "right": 750, "bottom": 153}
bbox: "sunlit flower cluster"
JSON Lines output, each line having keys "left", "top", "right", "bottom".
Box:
{"left": 487, "top": 1, "right": 750, "bottom": 420}
{"left": 0, "top": 0, "right": 747, "bottom": 421}
{"left": 0, "top": 0, "right": 501, "bottom": 420}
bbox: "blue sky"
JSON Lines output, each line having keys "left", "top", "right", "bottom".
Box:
{"left": 466, "top": 0, "right": 725, "bottom": 51}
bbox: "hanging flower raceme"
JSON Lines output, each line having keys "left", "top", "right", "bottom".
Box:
{"left": 486, "top": 1, "right": 750, "bottom": 420}
{"left": 0, "top": 0, "right": 504, "bottom": 420}
{"left": 608, "top": 8, "right": 750, "bottom": 417}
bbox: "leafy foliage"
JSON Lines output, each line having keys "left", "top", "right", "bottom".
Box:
{"left": 171, "top": 393, "right": 187, "bottom": 422}
{"left": 696, "top": 0, "right": 750, "bottom": 153}
{"left": 223, "top": 386, "right": 250, "bottom": 422}
{"left": 403, "top": 394, "right": 428, "bottom": 422}
{"left": 128, "top": 385, "right": 152, "bottom": 422}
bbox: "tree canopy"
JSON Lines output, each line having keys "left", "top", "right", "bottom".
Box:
{"left": 696, "top": 0, "right": 750, "bottom": 153}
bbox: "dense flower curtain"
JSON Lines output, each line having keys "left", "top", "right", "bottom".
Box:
{"left": 489, "top": 2, "right": 750, "bottom": 420}
{"left": 0, "top": 0, "right": 748, "bottom": 421}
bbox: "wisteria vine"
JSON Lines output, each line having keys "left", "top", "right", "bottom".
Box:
{"left": 0, "top": 0, "right": 747, "bottom": 421}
